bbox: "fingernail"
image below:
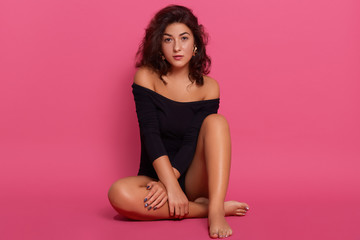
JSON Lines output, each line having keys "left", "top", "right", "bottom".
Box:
{"left": 147, "top": 206, "right": 152, "bottom": 210}
{"left": 153, "top": 207, "right": 157, "bottom": 210}
{"left": 146, "top": 186, "right": 150, "bottom": 189}
{"left": 144, "top": 198, "right": 147, "bottom": 202}
{"left": 145, "top": 203, "right": 148, "bottom": 207}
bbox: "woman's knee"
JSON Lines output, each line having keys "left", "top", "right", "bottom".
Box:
{"left": 202, "top": 114, "right": 229, "bottom": 130}
{"left": 108, "top": 178, "right": 133, "bottom": 210}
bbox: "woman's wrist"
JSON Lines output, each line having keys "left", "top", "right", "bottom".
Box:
{"left": 172, "top": 167, "right": 180, "bottom": 179}
{"left": 162, "top": 177, "right": 181, "bottom": 190}
{"left": 153, "top": 155, "right": 180, "bottom": 189}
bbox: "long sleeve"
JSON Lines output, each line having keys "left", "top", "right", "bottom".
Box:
{"left": 171, "top": 99, "right": 219, "bottom": 175}
{"left": 132, "top": 85, "right": 168, "bottom": 163}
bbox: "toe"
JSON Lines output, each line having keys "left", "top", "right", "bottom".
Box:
{"left": 243, "top": 203, "right": 250, "bottom": 210}
{"left": 240, "top": 204, "right": 246, "bottom": 209}
{"left": 210, "top": 233, "right": 218, "bottom": 239}
{"left": 219, "top": 229, "right": 226, "bottom": 238}
{"left": 235, "top": 208, "right": 245, "bottom": 215}
{"left": 226, "top": 227, "right": 233, "bottom": 237}
{"left": 236, "top": 212, "right": 246, "bottom": 216}
{"left": 209, "top": 229, "right": 218, "bottom": 239}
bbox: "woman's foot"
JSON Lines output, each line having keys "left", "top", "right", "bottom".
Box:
{"left": 194, "top": 198, "right": 250, "bottom": 216}
{"left": 224, "top": 201, "right": 249, "bottom": 216}
{"left": 194, "top": 198, "right": 249, "bottom": 238}
{"left": 208, "top": 211, "right": 232, "bottom": 238}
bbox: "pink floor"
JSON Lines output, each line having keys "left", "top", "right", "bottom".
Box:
{"left": 2, "top": 187, "right": 359, "bottom": 239}
{"left": 1, "top": 142, "right": 359, "bottom": 240}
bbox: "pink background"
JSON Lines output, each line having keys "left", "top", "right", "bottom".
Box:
{"left": 1, "top": 0, "right": 359, "bottom": 239}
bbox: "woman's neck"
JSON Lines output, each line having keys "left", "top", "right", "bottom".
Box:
{"left": 167, "top": 66, "right": 190, "bottom": 83}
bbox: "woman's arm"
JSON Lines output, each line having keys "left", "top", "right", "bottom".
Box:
{"left": 153, "top": 155, "right": 189, "bottom": 218}
{"left": 133, "top": 68, "right": 187, "bottom": 217}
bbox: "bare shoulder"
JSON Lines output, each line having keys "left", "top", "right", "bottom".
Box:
{"left": 134, "top": 67, "right": 157, "bottom": 90}
{"left": 203, "top": 75, "right": 220, "bottom": 99}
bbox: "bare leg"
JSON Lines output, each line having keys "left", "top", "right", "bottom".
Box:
{"left": 108, "top": 176, "right": 248, "bottom": 221}
{"left": 185, "top": 114, "right": 249, "bottom": 238}
{"left": 108, "top": 176, "right": 209, "bottom": 220}
{"left": 108, "top": 114, "right": 249, "bottom": 237}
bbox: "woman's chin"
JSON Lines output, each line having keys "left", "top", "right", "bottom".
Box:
{"left": 168, "top": 62, "right": 190, "bottom": 70}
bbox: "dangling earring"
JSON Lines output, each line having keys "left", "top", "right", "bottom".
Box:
{"left": 193, "top": 46, "right": 198, "bottom": 56}
{"left": 160, "top": 52, "right": 165, "bottom": 60}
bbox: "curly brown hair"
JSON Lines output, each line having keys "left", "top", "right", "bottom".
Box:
{"left": 136, "top": 5, "right": 211, "bottom": 86}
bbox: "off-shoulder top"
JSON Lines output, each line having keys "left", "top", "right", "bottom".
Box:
{"left": 132, "top": 83, "right": 220, "bottom": 184}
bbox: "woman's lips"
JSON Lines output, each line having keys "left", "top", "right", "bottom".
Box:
{"left": 173, "top": 55, "right": 184, "bottom": 60}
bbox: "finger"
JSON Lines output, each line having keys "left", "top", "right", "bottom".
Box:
{"left": 144, "top": 189, "right": 157, "bottom": 205}
{"left": 175, "top": 205, "right": 180, "bottom": 218}
{"left": 179, "top": 205, "right": 185, "bottom": 219}
{"left": 145, "top": 181, "right": 155, "bottom": 190}
{"left": 169, "top": 203, "right": 175, "bottom": 216}
{"left": 154, "top": 195, "right": 168, "bottom": 210}
{"left": 150, "top": 192, "right": 165, "bottom": 208}
{"left": 184, "top": 201, "right": 189, "bottom": 215}
{"left": 147, "top": 191, "right": 162, "bottom": 207}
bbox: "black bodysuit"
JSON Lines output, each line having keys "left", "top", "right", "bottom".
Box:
{"left": 132, "top": 83, "right": 220, "bottom": 193}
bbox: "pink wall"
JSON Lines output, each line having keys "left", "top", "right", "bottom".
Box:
{"left": 1, "top": 0, "right": 359, "bottom": 225}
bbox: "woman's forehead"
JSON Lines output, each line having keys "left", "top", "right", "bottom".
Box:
{"left": 163, "top": 23, "right": 192, "bottom": 36}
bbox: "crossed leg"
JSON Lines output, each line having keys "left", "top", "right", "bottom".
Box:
{"left": 108, "top": 175, "right": 210, "bottom": 220}
{"left": 108, "top": 114, "right": 249, "bottom": 238}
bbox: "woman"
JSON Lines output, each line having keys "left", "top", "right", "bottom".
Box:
{"left": 108, "top": 5, "right": 249, "bottom": 238}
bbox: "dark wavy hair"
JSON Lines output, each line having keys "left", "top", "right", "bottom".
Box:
{"left": 136, "top": 5, "right": 211, "bottom": 86}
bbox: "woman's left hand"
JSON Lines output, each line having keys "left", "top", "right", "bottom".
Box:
{"left": 166, "top": 184, "right": 189, "bottom": 219}
{"left": 144, "top": 181, "right": 168, "bottom": 210}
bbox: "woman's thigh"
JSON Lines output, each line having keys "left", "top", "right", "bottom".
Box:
{"left": 108, "top": 175, "right": 171, "bottom": 220}
{"left": 108, "top": 175, "right": 151, "bottom": 209}
{"left": 184, "top": 116, "right": 212, "bottom": 201}
{"left": 184, "top": 114, "right": 230, "bottom": 201}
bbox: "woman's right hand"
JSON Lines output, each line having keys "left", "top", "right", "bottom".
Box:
{"left": 166, "top": 184, "right": 189, "bottom": 219}
{"left": 144, "top": 181, "right": 168, "bottom": 211}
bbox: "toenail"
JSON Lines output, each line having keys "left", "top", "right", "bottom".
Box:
{"left": 146, "top": 185, "right": 150, "bottom": 189}
{"left": 144, "top": 198, "right": 147, "bottom": 202}
{"left": 148, "top": 206, "right": 152, "bottom": 210}
{"left": 145, "top": 203, "right": 148, "bottom": 207}
{"left": 153, "top": 207, "right": 157, "bottom": 210}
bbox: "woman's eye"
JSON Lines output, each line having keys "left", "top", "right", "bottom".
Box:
{"left": 164, "top": 38, "right": 172, "bottom": 43}
{"left": 181, "top": 36, "right": 188, "bottom": 40}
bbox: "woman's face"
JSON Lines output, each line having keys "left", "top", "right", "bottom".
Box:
{"left": 161, "top": 23, "right": 195, "bottom": 70}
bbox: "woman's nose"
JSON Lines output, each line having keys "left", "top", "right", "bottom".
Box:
{"left": 173, "top": 40, "right": 180, "bottom": 52}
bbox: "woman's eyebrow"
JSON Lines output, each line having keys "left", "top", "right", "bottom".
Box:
{"left": 179, "top": 32, "right": 190, "bottom": 36}
{"left": 163, "top": 32, "right": 190, "bottom": 37}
